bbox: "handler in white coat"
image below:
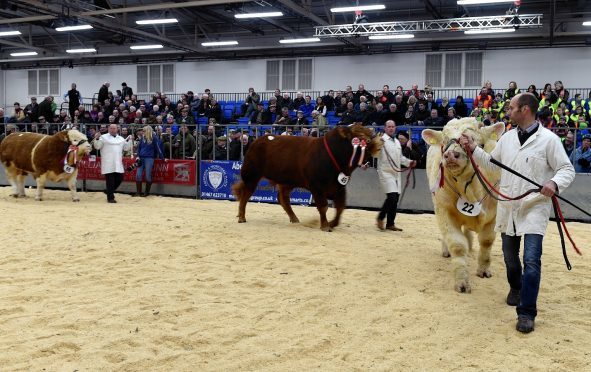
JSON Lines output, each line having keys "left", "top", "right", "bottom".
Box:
{"left": 93, "top": 124, "right": 133, "bottom": 203}
{"left": 461, "top": 93, "right": 575, "bottom": 334}
{"left": 376, "top": 120, "right": 416, "bottom": 231}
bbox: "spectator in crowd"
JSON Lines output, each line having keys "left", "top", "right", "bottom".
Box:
{"left": 213, "top": 136, "right": 228, "bottom": 160}
{"left": 397, "top": 130, "right": 425, "bottom": 169}
{"left": 562, "top": 131, "right": 576, "bottom": 158}
{"left": 293, "top": 110, "right": 309, "bottom": 132}
{"left": 38, "top": 96, "right": 54, "bottom": 122}
{"left": 554, "top": 80, "right": 567, "bottom": 99}
{"left": 405, "top": 84, "right": 420, "bottom": 100}
{"left": 404, "top": 104, "right": 416, "bottom": 125}
{"left": 311, "top": 110, "right": 327, "bottom": 135}
{"left": 11, "top": 102, "right": 25, "bottom": 123}
{"left": 484, "top": 80, "right": 495, "bottom": 97}
{"left": 177, "top": 108, "right": 195, "bottom": 125}
{"left": 453, "top": 96, "right": 468, "bottom": 118}
{"left": 381, "top": 85, "right": 395, "bottom": 105}
{"left": 250, "top": 102, "right": 270, "bottom": 125}
{"left": 424, "top": 109, "right": 444, "bottom": 127}
{"left": 437, "top": 97, "right": 451, "bottom": 117}
{"left": 207, "top": 98, "right": 222, "bottom": 123}
{"left": 314, "top": 97, "right": 327, "bottom": 116}
{"left": 354, "top": 83, "right": 374, "bottom": 104}
{"left": 291, "top": 92, "right": 305, "bottom": 112}
{"left": 64, "top": 83, "right": 83, "bottom": 118}
{"left": 121, "top": 82, "right": 133, "bottom": 99}
{"left": 368, "top": 103, "right": 385, "bottom": 126}
{"left": 93, "top": 123, "right": 133, "bottom": 203}
{"left": 415, "top": 101, "right": 430, "bottom": 123}
{"left": 335, "top": 97, "right": 348, "bottom": 117}
{"left": 527, "top": 85, "right": 540, "bottom": 100}
{"left": 425, "top": 93, "right": 439, "bottom": 112}
{"left": 229, "top": 131, "right": 251, "bottom": 160}
{"left": 98, "top": 82, "right": 110, "bottom": 105}
{"left": 272, "top": 89, "right": 283, "bottom": 107}
{"left": 197, "top": 93, "right": 211, "bottom": 116}
{"left": 322, "top": 90, "right": 336, "bottom": 111}
{"left": 173, "top": 124, "right": 196, "bottom": 159}
{"left": 375, "top": 120, "right": 416, "bottom": 232}
{"left": 571, "top": 134, "right": 591, "bottom": 173}
{"left": 242, "top": 87, "right": 260, "bottom": 117}
{"left": 300, "top": 95, "right": 315, "bottom": 117}
{"left": 444, "top": 107, "right": 459, "bottom": 125}
{"left": 474, "top": 87, "right": 493, "bottom": 109}
{"left": 0, "top": 123, "right": 17, "bottom": 144}
{"left": 134, "top": 125, "right": 165, "bottom": 197}
{"left": 274, "top": 106, "right": 292, "bottom": 132}
{"left": 280, "top": 92, "right": 292, "bottom": 109}
{"left": 339, "top": 102, "right": 357, "bottom": 125}
{"left": 265, "top": 104, "right": 278, "bottom": 124}
{"left": 24, "top": 97, "right": 39, "bottom": 122}
{"left": 504, "top": 81, "right": 521, "bottom": 101}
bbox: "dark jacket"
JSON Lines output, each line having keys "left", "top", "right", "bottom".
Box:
{"left": 98, "top": 84, "right": 109, "bottom": 104}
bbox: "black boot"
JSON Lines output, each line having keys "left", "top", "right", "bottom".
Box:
{"left": 133, "top": 182, "right": 142, "bottom": 197}
{"left": 143, "top": 182, "right": 151, "bottom": 197}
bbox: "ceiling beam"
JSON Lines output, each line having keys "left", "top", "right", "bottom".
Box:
{"left": 0, "top": 15, "right": 56, "bottom": 25}
{"left": 79, "top": 0, "right": 252, "bottom": 16}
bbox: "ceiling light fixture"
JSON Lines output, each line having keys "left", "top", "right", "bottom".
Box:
{"left": 279, "top": 37, "right": 321, "bottom": 44}
{"left": 10, "top": 51, "right": 38, "bottom": 57}
{"left": 136, "top": 18, "right": 178, "bottom": 25}
{"left": 201, "top": 40, "right": 239, "bottom": 46}
{"left": 330, "top": 4, "right": 385, "bottom": 12}
{"left": 55, "top": 24, "right": 93, "bottom": 32}
{"left": 464, "top": 28, "right": 516, "bottom": 34}
{"left": 457, "top": 0, "right": 515, "bottom": 5}
{"left": 583, "top": 21, "right": 591, "bottom": 26}
{"left": 130, "top": 44, "right": 164, "bottom": 50}
{"left": 66, "top": 48, "right": 97, "bottom": 53}
{"left": 368, "top": 34, "right": 415, "bottom": 40}
{"left": 235, "top": 12, "right": 283, "bottom": 19}
{"left": 0, "top": 30, "right": 22, "bottom": 36}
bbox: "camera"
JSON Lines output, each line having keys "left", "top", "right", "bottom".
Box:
{"left": 126, "top": 158, "right": 142, "bottom": 172}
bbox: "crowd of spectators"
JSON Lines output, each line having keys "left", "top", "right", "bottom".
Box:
{"left": 0, "top": 79, "right": 589, "bottom": 172}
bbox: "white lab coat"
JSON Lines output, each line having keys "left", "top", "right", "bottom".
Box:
{"left": 377, "top": 133, "right": 411, "bottom": 194}
{"left": 93, "top": 134, "right": 132, "bottom": 174}
{"left": 472, "top": 126, "right": 575, "bottom": 236}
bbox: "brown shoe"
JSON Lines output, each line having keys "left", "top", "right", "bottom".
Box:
{"left": 386, "top": 225, "right": 403, "bottom": 231}
{"left": 376, "top": 219, "right": 385, "bottom": 231}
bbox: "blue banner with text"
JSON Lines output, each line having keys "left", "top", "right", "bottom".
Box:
{"left": 200, "top": 160, "right": 312, "bottom": 205}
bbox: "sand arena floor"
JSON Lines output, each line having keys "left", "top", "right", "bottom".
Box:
{"left": 0, "top": 186, "right": 589, "bottom": 371}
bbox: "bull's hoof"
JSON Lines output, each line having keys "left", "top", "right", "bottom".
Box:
{"left": 10, "top": 193, "right": 19, "bottom": 198}
{"left": 454, "top": 281, "right": 472, "bottom": 293}
{"left": 17, "top": 194, "right": 26, "bottom": 198}
{"left": 72, "top": 199, "right": 80, "bottom": 203}
{"left": 35, "top": 197, "right": 42, "bottom": 201}
{"left": 238, "top": 217, "right": 246, "bottom": 223}
{"left": 329, "top": 221, "right": 339, "bottom": 228}
{"left": 442, "top": 251, "right": 451, "bottom": 258}
{"left": 476, "top": 267, "right": 492, "bottom": 278}
{"left": 289, "top": 217, "right": 300, "bottom": 223}
{"left": 321, "top": 226, "right": 332, "bottom": 232}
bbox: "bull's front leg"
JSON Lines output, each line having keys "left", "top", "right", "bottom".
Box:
{"left": 328, "top": 188, "right": 346, "bottom": 229}
{"left": 67, "top": 172, "right": 80, "bottom": 202}
{"left": 476, "top": 221, "right": 495, "bottom": 278}
{"left": 439, "top": 212, "right": 471, "bottom": 293}
{"left": 16, "top": 174, "right": 27, "bottom": 197}
{"left": 312, "top": 191, "right": 331, "bottom": 231}
{"left": 35, "top": 174, "right": 47, "bottom": 201}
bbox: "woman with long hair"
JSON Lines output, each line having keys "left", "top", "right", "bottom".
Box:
{"left": 134, "top": 125, "right": 165, "bottom": 197}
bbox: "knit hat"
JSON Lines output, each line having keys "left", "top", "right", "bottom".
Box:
{"left": 397, "top": 130, "right": 410, "bottom": 140}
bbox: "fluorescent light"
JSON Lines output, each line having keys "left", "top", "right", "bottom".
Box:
{"left": 66, "top": 48, "right": 97, "bottom": 53}
{"left": 0, "top": 30, "right": 22, "bottom": 36}
{"left": 369, "top": 34, "right": 415, "bottom": 40}
{"left": 235, "top": 12, "right": 283, "bottom": 19}
{"left": 330, "top": 4, "right": 385, "bottom": 12}
{"left": 201, "top": 40, "right": 239, "bottom": 46}
{"left": 279, "top": 37, "right": 321, "bottom": 44}
{"left": 136, "top": 18, "right": 178, "bottom": 25}
{"left": 583, "top": 21, "right": 591, "bottom": 26}
{"left": 55, "top": 24, "right": 93, "bottom": 32}
{"left": 464, "top": 28, "right": 515, "bottom": 34}
{"left": 130, "top": 44, "right": 164, "bottom": 50}
{"left": 457, "top": 0, "right": 515, "bottom": 5}
{"left": 10, "top": 51, "right": 38, "bottom": 57}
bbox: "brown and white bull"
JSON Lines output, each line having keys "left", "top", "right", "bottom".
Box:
{"left": 422, "top": 118, "right": 505, "bottom": 293}
{"left": 0, "top": 130, "right": 91, "bottom": 201}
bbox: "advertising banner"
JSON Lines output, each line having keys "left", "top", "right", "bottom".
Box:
{"left": 78, "top": 157, "right": 196, "bottom": 185}
{"left": 200, "top": 160, "right": 312, "bottom": 205}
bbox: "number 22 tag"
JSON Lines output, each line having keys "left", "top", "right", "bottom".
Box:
{"left": 456, "top": 197, "right": 481, "bottom": 217}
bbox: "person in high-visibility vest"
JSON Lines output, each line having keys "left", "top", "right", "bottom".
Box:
{"left": 503, "top": 81, "right": 521, "bottom": 101}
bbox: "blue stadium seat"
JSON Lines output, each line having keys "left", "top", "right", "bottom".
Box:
{"left": 237, "top": 117, "right": 250, "bottom": 125}
{"left": 196, "top": 117, "right": 208, "bottom": 125}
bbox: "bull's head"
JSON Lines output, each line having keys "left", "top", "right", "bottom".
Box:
{"left": 57, "top": 129, "right": 91, "bottom": 158}
{"left": 336, "top": 124, "right": 382, "bottom": 165}
{"left": 422, "top": 118, "right": 504, "bottom": 177}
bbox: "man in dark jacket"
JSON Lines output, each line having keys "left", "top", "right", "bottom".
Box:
{"left": 98, "top": 82, "right": 110, "bottom": 105}
{"left": 24, "top": 97, "right": 39, "bottom": 122}
{"left": 121, "top": 82, "right": 133, "bottom": 99}
{"left": 64, "top": 83, "right": 82, "bottom": 118}
{"left": 38, "top": 96, "right": 54, "bottom": 122}
{"left": 354, "top": 84, "right": 374, "bottom": 104}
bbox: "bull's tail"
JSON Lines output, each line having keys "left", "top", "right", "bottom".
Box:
{"left": 232, "top": 181, "right": 246, "bottom": 201}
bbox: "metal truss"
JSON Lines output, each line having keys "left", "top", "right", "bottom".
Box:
{"left": 314, "top": 14, "right": 543, "bottom": 37}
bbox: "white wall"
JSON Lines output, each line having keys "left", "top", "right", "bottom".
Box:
{"left": 2, "top": 46, "right": 591, "bottom": 113}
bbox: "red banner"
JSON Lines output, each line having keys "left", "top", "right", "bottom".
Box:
{"left": 78, "top": 157, "right": 196, "bottom": 185}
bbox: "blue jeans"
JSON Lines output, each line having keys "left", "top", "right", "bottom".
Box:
{"left": 501, "top": 233, "right": 544, "bottom": 320}
{"left": 136, "top": 157, "right": 155, "bottom": 183}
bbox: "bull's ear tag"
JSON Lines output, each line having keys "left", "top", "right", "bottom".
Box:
{"left": 456, "top": 197, "right": 481, "bottom": 217}
{"left": 337, "top": 172, "right": 349, "bottom": 185}
{"left": 490, "top": 133, "right": 498, "bottom": 140}
{"left": 429, "top": 138, "right": 437, "bottom": 145}
{"left": 63, "top": 165, "right": 75, "bottom": 174}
